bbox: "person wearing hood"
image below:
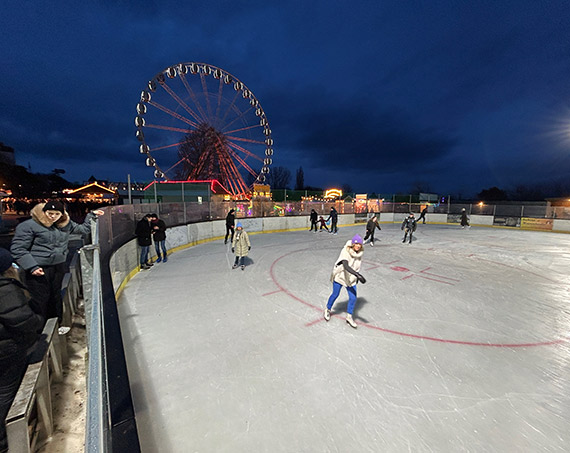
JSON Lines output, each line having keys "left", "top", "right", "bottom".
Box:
{"left": 363, "top": 214, "right": 381, "bottom": 246}
{"left": 0, "top": 248, "right": 43, "bottom": 453}
{"left": 10, "top": 201, "right": 103, "bottom": 327}
{"left": 225, "top": 209, "right": 236, "bottom": 244}
{"left": 324, "top": 234, "right": 366, "bottom": 328}
{"left": 231, "top": 222, "right": 251, "bottom": 270}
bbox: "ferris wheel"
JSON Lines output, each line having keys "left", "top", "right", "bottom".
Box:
{"left": 134, "top": 62, "right": 274, "bottom": 196}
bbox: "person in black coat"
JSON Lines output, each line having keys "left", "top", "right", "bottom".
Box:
{"left": 224, "top": 209, "right": 236, "bottom": 244}
{"left": 363, "top": 215, "right": 382, "bottom": 246}
{"left": 150, "top": 214, "right": 168, "bottom": 263}
{"left": 0, "top": 248, "right": 42, "bottom": 453}
{"left": 460, "top": 208, "right": 470, "bottom": 228}
{"left": 326, "top": 207, "right": 338, "bottom": 234}
{"left": 309, "top": 209, "right": 318, "bottom": 232}
{"left": 135, "top": 214, "right": 153, "bottom": 270}
{"left": 417, "top": 207, "right": 428, "bottom": 224}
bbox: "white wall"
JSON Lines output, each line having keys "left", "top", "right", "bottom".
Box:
{"left": 470, "top": 215, "right": 494, "bottom": 226}
{"left": 553, "top": 219, "right": 570, "bottom": 232}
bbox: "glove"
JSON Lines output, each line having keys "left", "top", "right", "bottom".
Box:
{"left": 231, "top": 248, "right": 234, "bottom": 253}
{"left": 356, "top": 273, "right": 366, "bottom": 284}
{"left": 248, "top": 246, "right": 251, "bottom": 251}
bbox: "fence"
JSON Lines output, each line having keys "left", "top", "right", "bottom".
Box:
{"left": 5, "top": 254, "right": 82, "bottom": 453}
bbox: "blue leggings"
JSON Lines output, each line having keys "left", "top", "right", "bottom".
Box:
{"left": 327, "top": 281, "right": 357, "bottom": 314}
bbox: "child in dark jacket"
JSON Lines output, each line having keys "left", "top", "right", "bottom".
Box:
{"left": 318, "top": 216, "right": 329, "bottom": 232}
{"left": 0, "top": 248, "right": 42, "bottom": 453}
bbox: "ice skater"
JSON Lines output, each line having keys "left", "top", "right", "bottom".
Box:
{"left": 231, "top": 222, "right": 250, "bottom": 270}
{"left": 401, "top": 213, "right": 417, "bottom": 244}
{"left": 309, "top": 209, "right": 318, "bottom": 232}
{"left": 324, "top": 234, "right": 366, "bottom": 328}
{"left": 460, "top": 208, "right": 470, "bottom": 228}
{"left": 224, "top": 209, "right": 236, "bottom": 244}
{"left": 417, "top": 207, "right": 428, "bottom": 224}
{"left": 326, "top": 207, "right": 338, "bottom": 234}
{"left": 363, "top": 214, "right": 381, "bottom": 246}
{"left": 318, "top": 216, "right": 329, "bottom": 232}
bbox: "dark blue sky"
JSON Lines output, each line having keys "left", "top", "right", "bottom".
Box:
{"left": 1, "top": 1, "right": 570, "bottom": 196}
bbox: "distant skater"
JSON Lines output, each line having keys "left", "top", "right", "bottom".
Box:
{"left": 231, "top": 222, "right": 251, "bottom": 270}
{"left": 225, "top": 209, "right": 236, "bottom": 244}
{"left": 309, "top": 209, "right": 318, "bottom": 232}
{"left": 401, "top": 213, "right": 417, "bottom": 244}
{"left": 460, "top": 208, "right": 470, "bottom": 228}
{"left": 324, "top": 234, "right": 366, "bottom": 328}
{"left": 318, "top": 216, "right": 329, "bottom": 232}
{"left": 363, "top": 215, "right": 381, "bottom": 246}
{"left": 417, "top": 207, "right": 428, "bottom": 224}
{"left": 327, "top": 207, "right": 338, "bottom": 234}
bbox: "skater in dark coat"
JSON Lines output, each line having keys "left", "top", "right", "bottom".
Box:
{"left": 363, "top": 215, "right": 381, "bottom": 246}
{"left": 401, "top": 214, "right": 417, "bottom": 244}
{"left": 309, "top": 209, "right": 318, "bottom": 232}
{"left": 326, "top": 207, "right": 338, "bottom": 234}
{"left": 225, "top": 209, "right": 236, "bottom": 244}
{"left": 135, "top": 214, "right": 153, "bottom": 269}
{"left": 0, "top": 248, "right": 42, "bottom": 453}
{"left": 150, "top": 214, "right": 168, "bottom": 263}
{"left": 460, "top": 208, "right": 470, "bottom": 228}
{"left": 417, "top": 207, "right": 428, "bottom": 224}
{"left": 324, "top": 235, "right": 366, "bottom": 328}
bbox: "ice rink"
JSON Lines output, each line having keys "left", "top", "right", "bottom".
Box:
{"left": 117, "top": 223, "right": 570, "bottom": 452}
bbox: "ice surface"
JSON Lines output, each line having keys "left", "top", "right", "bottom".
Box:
{"left": 118, "top": 223, "right": 570, "bottom": 452}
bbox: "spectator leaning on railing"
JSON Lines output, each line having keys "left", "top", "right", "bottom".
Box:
{"left": 10, "top": 201, "right": 104, "bottom": 333}
{"left": 0, "top": 248, "right": 43, "bottom": 453}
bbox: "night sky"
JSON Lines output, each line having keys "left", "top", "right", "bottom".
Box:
{"left": 2, "top": 1, "right": 570, "bottom": 196}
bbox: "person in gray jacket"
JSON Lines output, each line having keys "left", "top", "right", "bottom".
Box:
{"left": 10, "top": 201, "right": 103, "bottom": 327}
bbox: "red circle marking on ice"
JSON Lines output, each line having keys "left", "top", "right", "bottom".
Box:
{"left": 268, "top": 249, "right": 567, "bottom": 348}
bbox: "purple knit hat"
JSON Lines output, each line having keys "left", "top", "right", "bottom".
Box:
{"left": 351, "top": 234, "right": 363, "bottom": 245}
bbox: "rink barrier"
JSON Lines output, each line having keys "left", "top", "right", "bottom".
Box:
{"left": 111, "top": 213, "right": 570, "bottom": 299}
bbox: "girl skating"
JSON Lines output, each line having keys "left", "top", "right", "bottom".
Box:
{"left": 324, "top": 234, "right": 366, "bottom": 328}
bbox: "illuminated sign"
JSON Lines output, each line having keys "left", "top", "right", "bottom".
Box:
{"left": 324, "top": 188, "right": 343, "bottom": 199}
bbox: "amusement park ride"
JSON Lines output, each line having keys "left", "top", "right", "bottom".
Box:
{"left": 135, "top": 62, "right": 274, "bottom": 199}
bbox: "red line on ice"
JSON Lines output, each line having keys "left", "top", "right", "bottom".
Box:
{"left": 269, "top": 249, "right": 567, "bottom": 348}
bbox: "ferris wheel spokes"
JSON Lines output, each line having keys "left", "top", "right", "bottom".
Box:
{"left": 199, "top": 71, "right": 214, "bottom": 121}
{"left": 158, "top": 80, "right": 204, "bottom": 125}
{"left": 147, "top": 100, "right": 198, "bottom": 129}
{"left": 179, "top": 73, "right": 209, "bottom": 122}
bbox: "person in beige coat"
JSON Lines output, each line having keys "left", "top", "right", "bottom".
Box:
{"left": 231, "top": 222, "right": 251, "bottom": 270}
{"left": 324, "top": 234, "right": 366, "bottom": 328}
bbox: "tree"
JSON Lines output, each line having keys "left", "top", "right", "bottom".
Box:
{"left": 295, "top": 167, "right": 304, "bottom": 190}
{"left": 477, "top": 186, "right": 508, "bottom": 201}
{"left": 266, "top": 166, "right": 291, "bottom": 189}
{"left": 342, "top": 183, "right": 353, "bottom": 195}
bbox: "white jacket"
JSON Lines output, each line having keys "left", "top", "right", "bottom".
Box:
{"left": 330, "top": 240, "right": 363, "bottom": 287}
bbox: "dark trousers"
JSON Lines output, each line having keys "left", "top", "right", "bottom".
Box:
{"left": 25, "top": 263, "right": 66, "bottom": 324}
{"left": 363, "top": 229, "right": 376, "bottom": 243}
{"left": 225, "top": 225, "right": 234, "bottom": 243}
{"left": 310, "top": 220, "right": 318, "bottom": 231}
{"left": 403, "top": 228, "right": 414, "bottom": 243}
{"left": 0, "top": 356, "right": 27, "bottom": 452}
{"left": 234, "top": 256, "right": 245, "bottom": 266}
{"left": 331, "top": 220, "right": 338, "bottom": 233}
